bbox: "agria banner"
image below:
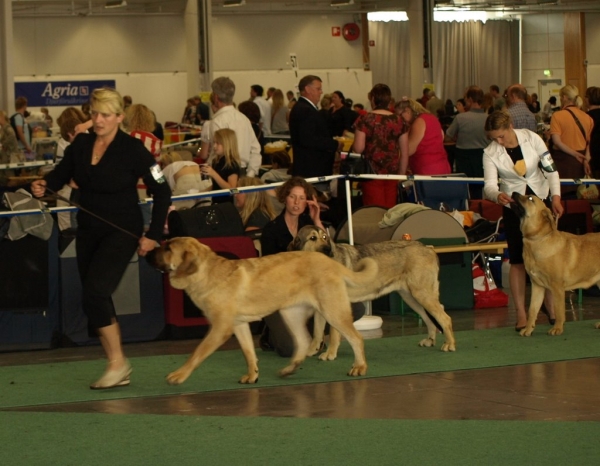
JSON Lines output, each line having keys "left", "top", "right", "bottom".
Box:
{"left": 15, "top": 80, "right": 116, "bottom": 107}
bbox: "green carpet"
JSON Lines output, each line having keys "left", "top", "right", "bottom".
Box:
{"left": 1, "top": 412, "right": 598, "bottom": 466}
{"left": 1, "top": 320, "right": 600, "bottom": 409}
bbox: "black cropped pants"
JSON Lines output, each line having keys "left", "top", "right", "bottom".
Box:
{"left": 75, "top": 224, "right": 139, "bottom": 330}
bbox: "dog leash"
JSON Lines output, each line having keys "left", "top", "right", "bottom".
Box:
{"left": 44, "top": 186, "right": 141, "bottom": 240}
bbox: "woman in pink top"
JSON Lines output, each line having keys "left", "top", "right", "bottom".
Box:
{"left": 395, "top": 98, "right": 451, "bottom": 175}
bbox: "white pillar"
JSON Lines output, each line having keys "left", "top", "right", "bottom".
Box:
{"left": 0, "top": 0, "right": 15, "bottom": 111}
{"left": 185, "top": 0, "right": 212, "bottom": 97}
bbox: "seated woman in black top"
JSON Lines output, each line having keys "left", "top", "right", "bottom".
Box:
{"left": 260, "top": 176, "right": 364, "bottom": 356}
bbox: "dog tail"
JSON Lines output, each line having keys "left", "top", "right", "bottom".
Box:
{"left": 342, "top": 257, "right": 379, "bottom": 299}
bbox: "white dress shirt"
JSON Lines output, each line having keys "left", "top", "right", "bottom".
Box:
{"left": 253, "top": 96, "right": 272, "bottom": 136}
{"left": 201, "top": 105, "right": 262, "bottom": 178}
{"left": 483, "top": 128, "right": 561, "bottom": 203}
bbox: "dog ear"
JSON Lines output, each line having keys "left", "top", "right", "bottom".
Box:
{"left": 542, "top": 208, "right": 555, "bottom": 229}
{"left": 175, "top": 250, "right": 198, "bottom": 277}
{"left": 288, "top": 236, "right": 301, "bottom": 251}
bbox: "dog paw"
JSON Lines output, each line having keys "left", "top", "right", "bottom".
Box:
{"left": 279, "top": 362, "right": 300, "bottom": 378}
{"left": 317, "top": 350, "right": 337, "bottom": 361}
{"left": 418, "top": 337, "right": 435, "bottom": 348}
{"left": 239, "top": 374, "right": 259, "bottom": 384}
{"left": 595, "top": 322, "right": 600, "bottom": 329}
{"left": 166, "top": 369, "right": 190, "bottom": 385}
{"left": 347, "top": 364, "right": 367, "bottom": 377}
{"left": 306, "top": 346, "right": 321, "bottom": 357}
{"left": 520, "top": 327, "right": 534, "bottom": 337}
{"left": 547, "top": 326, "right": 564, "bottom": 336}
{"left": 440, "top": 342, "right": 456, "bottom": 352}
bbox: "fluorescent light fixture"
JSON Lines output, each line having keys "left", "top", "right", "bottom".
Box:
{"left": 223, "top": 0, "right": 245, "bottom": 7}
{"left": 434, "top": 10, "right": 489, "bottom": 23}
{"left": 368, "top": 12, "right": 408, "bottom": 22}
{"left": 105, "top": 0, "right": 127, "bottom": 8}
{"left": 331, "top": 0, "right": 354, "bottom": 6}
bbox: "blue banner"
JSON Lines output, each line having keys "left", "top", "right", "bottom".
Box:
{"left": 14, "top": 80, "right": 116, "bottom": 107}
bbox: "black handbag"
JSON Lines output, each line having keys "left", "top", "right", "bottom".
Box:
{"left": 167, "top": 202, "right": 245, "bottom": 238}
{"left": 340, "top": 153, "right": 373, "bottom": 175}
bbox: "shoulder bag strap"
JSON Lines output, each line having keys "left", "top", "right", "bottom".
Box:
{"left": 563, "top": 108, "right": 589, "bottom": 144}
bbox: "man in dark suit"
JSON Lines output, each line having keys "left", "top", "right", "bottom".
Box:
{"left": 289, "top": 75, "right": 342, "bottom": 192}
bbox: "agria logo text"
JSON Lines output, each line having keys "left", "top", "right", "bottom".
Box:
{"left": 41, "top": 83, "right": 89, "bottom": 100}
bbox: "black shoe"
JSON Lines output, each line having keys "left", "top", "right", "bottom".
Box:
{"left": 540, "top": 306, "right": 556, "bottom": 326}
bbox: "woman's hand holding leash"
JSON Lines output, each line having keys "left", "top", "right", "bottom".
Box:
{"left": 551, "top": 195, "right": 564, "bottom": 220}
{"left": 137, "top": 236, "right": 157, "bottom": 257}
{"left": 31, "top": 180, "right": 47, "bottom": 198}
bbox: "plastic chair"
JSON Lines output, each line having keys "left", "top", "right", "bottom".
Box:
{"left": 414, "top": 180, "right": 470, "bottom": 211}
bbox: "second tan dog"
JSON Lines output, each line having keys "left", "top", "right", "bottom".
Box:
{"left": 146, "top": 237, "right": 379, "bottom": 385}
{"left": 512, "top": 192, "right": 600, "bottom": 336}
{"left": 289, "top": 226, "right": 456, "bottom": 359}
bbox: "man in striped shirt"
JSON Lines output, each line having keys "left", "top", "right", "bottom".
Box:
{"left": 506, "top": 84, "right": 537, "bottom": 132}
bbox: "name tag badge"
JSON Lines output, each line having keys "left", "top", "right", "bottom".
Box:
{"left": 150, "top": 163, "right": 166, "bottom": 184}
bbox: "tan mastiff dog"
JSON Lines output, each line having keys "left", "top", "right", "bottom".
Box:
{"left": 289, "top": 226, "right": 456, "bottom": 359}
{"left": 146, "top": 237, "right": 379, "bottom": 385}
{"left": 512, "top": 192, "right": 600, "bottom": 336}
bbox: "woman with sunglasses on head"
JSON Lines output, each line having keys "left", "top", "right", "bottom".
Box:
{"left": 482, "top": 110, "right": 563, "bottom": 331}
{"left": 31, "top": 88, "right": 171, "bottom": 390}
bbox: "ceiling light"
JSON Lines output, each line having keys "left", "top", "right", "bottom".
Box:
{"left": 331, "top": 0, "right": 354, "bottom": 6}
{"left": 105, "top": 0, "right": 127, "bottom": 8}
{"left": 223, "top": 0, "right": 246, "bottom": 7}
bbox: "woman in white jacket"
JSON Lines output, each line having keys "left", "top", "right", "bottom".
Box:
{"left": 483, "top": 111, "right": 563, "bottom": 331}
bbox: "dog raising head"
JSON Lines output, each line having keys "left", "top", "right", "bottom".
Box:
{"left": 511, "top": 192, "right": 556, "bottom": 237}
{"left": 146, "top": 237, "right": 205, "bottom": 277}
{"left": 289, "top": 226, "right": 333, "bottom": 256}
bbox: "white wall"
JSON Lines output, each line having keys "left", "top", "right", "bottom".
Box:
{"left": 211, "top": 14, "right": 364, "bottom": 71}
{"left": 14, "top": 16, "right": 189, "bottom": 124}
{"left": 12, "top": 14, "right": 372, "bottom": 125}
{"left": 14, "top": 17, "right": 187, "bottom": 75}
{"left": 521, "top": 13, "right": 565, "bottom": 100}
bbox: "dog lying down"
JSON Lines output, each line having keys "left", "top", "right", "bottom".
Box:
{"left": 512, "top": 192, "right": 600, "bottom": 336}
{"left": 146, "top": 236, "right": 379, "bottom": 385}
{"left": 289, "top": 226, "right": 456, "bottom": 360}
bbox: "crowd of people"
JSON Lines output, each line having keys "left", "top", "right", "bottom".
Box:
{"left": 2, "top": 73, "right": 599, "bottom": 387}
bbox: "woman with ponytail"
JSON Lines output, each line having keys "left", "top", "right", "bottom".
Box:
{"left": 549, "top": 84, "right": 594, "bottom": 197}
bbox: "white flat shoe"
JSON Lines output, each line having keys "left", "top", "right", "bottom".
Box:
{"left": 90, "top": 360, "right": 132, "bottom": 390}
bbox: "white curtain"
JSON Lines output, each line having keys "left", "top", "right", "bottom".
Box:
{"left": 477, "top": 20, "right": 520, "bottom": 97}
{"left": 368, "top": 20, "right": 411, "bottom": 101}
{"left": 369, "top": 19, "right": 519, "bottom": 103}
{"left": 433, "top": 21, "right": 483, "bottom": 102}
{"left": 433, "top": 20, "right": 519, "bottom": 102}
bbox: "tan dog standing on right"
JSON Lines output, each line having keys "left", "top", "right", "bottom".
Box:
{"left": 290, "top": 226, "right": 456, "bottom": 358}
{"left": 512, "top": 192, "right": 600, "bottom": 336}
